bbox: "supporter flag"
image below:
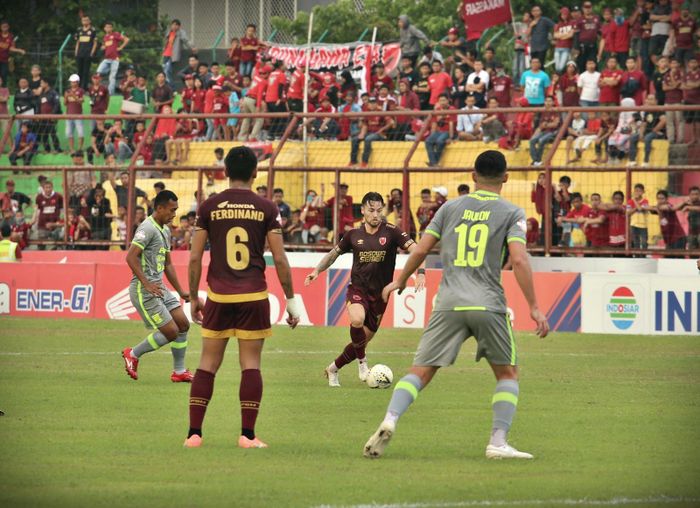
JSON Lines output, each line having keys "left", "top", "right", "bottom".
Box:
{"left": 460, "top": 0, "right": 512, "bottom": 34}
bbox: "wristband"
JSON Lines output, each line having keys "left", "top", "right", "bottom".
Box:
{"left": 286, "top": 297, "right": 301, "bottom": 319}
{"left": 417, "top": 268, "right": 426, "bottom": 275}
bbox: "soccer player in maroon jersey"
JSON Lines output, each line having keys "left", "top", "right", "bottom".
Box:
{"left": 185, "top": 146, "right": 300, "bottom": 449}
{"left": 305, "top": 192, "right": 425, "bottom": 387}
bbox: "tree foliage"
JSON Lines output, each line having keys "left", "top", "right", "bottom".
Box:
{"left": 0, "top": 0, "right": 164, "bottom": 89}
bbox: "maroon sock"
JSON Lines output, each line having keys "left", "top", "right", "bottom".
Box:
{"left": 350, "top": 325, "right": 367, "bottom": 360}
{"left": 189, "top": 369, "right": 215, "bottom": 437}
{"left": 240, "top": 369, "right": 263, "bottom": 439}
{"left": 333, "top": 342, "right": 357, "bottom": 369}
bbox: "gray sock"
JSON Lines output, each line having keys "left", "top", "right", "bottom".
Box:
{"left": 132, "top": 331, "right": 169, "bottom": 358}
{"left": 384, "top": 373, "right": 423, "bottom": 424}
{"left": 489, "top": 379, "right": 519, "bottom": 447}
{"left": 170, "top": 331, "right": 188, "bottom": 373}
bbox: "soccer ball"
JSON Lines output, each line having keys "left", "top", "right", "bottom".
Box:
{"left": 366, "top": 364, "right": 393, "bottom": 389}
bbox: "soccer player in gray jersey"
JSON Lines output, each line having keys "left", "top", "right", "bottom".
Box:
{"left": 121, "top": 190, "right": 199, "bottom": 382}
{"left": 364, "top": 150, "right": 549, "bottom": 460}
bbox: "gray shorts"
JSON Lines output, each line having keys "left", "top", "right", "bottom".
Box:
{"left": 129, "top": 281, "right": 180, "bottom": 329}
{"left": 413, "top": 310, "right": 517, "bottom": 367}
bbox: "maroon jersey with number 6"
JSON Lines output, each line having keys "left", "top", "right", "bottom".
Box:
{"left": 336, "top": 221, "right": 414, "bottom": 297}
{"left": 196, "top": 188, "right": 282, "bottom": 303}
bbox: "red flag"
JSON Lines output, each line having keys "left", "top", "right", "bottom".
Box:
{"left": 460, "top": 0, "right": 512, "bottom": 34}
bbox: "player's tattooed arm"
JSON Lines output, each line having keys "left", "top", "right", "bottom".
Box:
{"left": 305, "top": 247, "right": 340, "bottom": 285}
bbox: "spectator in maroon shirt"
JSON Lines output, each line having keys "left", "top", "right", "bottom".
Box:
{"left": 96, "top": 21, "right": 129, "bottom": 95}
{"left": 490, "top": 63, "right": 512, "bottom": 107}
{"left": 0, "top": 21, "right": 26, "bottom": 86}
{"left": 88, "top": 73, "right": 109, "bottom": 117}
{"left": 575, "top": 2, "right": 601, "bottom": 70}
{"left": 64, "top": 74, "right": 85, "bottom": 152}
{"left": 240, "top": 24, "right": 262, "bottom": 77}
{"left": 651, "top": 189, "right": 687, "bottom": 252}
{"left": 599, "top": 56, "right": 623, "bottom": 105}
{"left": 553, "top": 7, "right": 576, "bottom": 74}
{"left": 227, "top": 38, "right": 242, "bottom": 73}
{"left": 394, "top": 79, "right": 419, "bottom": 140}
{"left": 672, "top": 6, "right": 696, "bottom": 65}
{"left": 620, "top": 57, "right": 648, "bottom": 105}
{"left": 663, "top": 57, "right": 685, "bottom": 143}
{"left": 37, "top": 78, "right": 62, "bottom": 153}
{"left": 681, "top": 57, "right": 700, "bottom": 144}
{"left": 558, "top": 61, "right": 580, "bottom": 106}
{"left": 599, "top": 8, "right": 617, "bottom": 65}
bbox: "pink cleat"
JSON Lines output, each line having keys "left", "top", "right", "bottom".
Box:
{"left": 238, "top": 436, "right": 268, "bottom": 449}
{"left": 171, "top": 369, "right": 194, "bottom": 383}
{"left": 183, "top": 435, "right": 202, "bottom": 448}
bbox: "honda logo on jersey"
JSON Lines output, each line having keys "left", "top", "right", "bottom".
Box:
{"left": 379, "top": 237, "right": 386, "bottom": 246}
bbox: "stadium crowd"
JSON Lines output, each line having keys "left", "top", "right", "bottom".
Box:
{"left": 0, "top": 2, "right": 699, "bottom": 255}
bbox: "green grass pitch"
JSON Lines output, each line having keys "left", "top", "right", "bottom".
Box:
{"left": 1, "top": 317, "right": 699, "bottom": 508}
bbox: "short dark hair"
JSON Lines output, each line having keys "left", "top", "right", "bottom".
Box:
{"left": 273, "top": 188, "right": 284, "bottom": 194}
{"left": 154, "top": 181, "right": 165, "bottom": 191}
{"left": 225, "top": 146, "right": 257, "bottom": 181}
{"left": 1, "top": 223, "right": 10, "bottom": 238}
{"left": 612, "top": 190, "right": 625, "bottom": 200}
{"left": 474, "top": 150, "right": 507, "bottom": 180}
{"left": 187, "top": 211, "right": 197, "bottom": 219}
{"left": 390, "top": 188, "right": 402, "bottom": 195}
{"left": 214, "top": 147, "right": 224, "bottom": 156}
{"left": 421, "top": 188, "right": 431, "bottom": 194}
{"left": 135, "top": 206, "right": 145, "bottom": 213}
{"left": 180, "top": 215, "right": 189, "bottom": 221}
{"left": 154, "top": 190, "right": 178, "bottom": 209}
{"left": 571, "top": 192, "right": 583, "bottom": 201}
{"left": 634, "top": 183, "right": 645, "bottom": 191}
{"left": 591, "top": 192, "right": 601, "bottom": 199}
{"left": 559, "top": 176, "right": 572, "bottom": 185}
{"left": 689, "top": 186, "right": 700, "bottom": 193}
{"left": 361, "top": 192, "right": 384, "bottom": 206}
{"left": 172, "top": 19, "right": 181, "bottom": 25}
{"left": 247, "top": 23, "right": 256, "bottom": 29}
{"left": 657, "top": 189, "right": 669, "bottom": 198}
{"left": 458, "top": 183, "right": 470, "bottom": 194}
{"left": 211, "top": 61, "right": 219, "bottom": 67}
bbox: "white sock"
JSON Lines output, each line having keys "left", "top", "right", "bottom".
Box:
{"left": 328, "top": 362, "right": 338, "bottom": 373}
{"left": 489, "top": 428, "right": 507, "bottom": 447}
{"left": 384, "top": 410, "right": 399, "bottom": 424}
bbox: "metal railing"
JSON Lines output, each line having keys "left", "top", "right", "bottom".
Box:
{"left": 1, "top": 104, "right": 699, "bottom": 255}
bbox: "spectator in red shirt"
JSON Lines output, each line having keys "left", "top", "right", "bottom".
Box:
{"left": 663, "top": 57, "right": 684, "bottom": 143}
{"left": 530, "top": 172, "right": 548, "bottom": 218}
{"left": 349, "top": 97, "right": 394, "bottom": 168}
{"left": 558, "top": 61, "right": 580, "bottom": 106}
{"left": 504, "top": 96, "right": 534, "bottom": 150}
{"left": 557, "top": 192, "right": 591, "bottom": 247}
{"left": 240, "top": 24, "right": 262, "bottom": 77}
{"left": 620, "top": 57, "right": 648, "bottom": 105}
{"left": 64, "top": 74, "right": 85, "bottom": 152}
{"left": 300, "top": 189, "right": 325, "bottom": 244}
{"left": 425, "top": 94, "right": 455, "bottom": 167}
{"left": 371, "top": 63, "right": 394, "bottom": 96}
{"left": 553, "top": 7, "right": 577, "bottom": 74}
{"left": 427, "top": 60, "right": 451, "bottom": 106}
{"left": 0, "top": 21, "right": 26, "bottom": 86}
{"left": 490, "top": 63, "right": 512, "bottom": 107}
{"left": 599, "top": 8, "right": 618, "bottom": 65}
{"left": 266, "top": 61, "right": 288, "bottom": 139}
{"left": 33, "top": 180, "right": 64, "bottom": 248}
{"left": 325, "top": 183, "right": 355, "bottom": 236}
{"left": 612, "top": 7, "right": 637, "bottom": 68}
{"left": 673, "top": 7, "right": 697, "bottom": 65}
{"left": 96, "top": 21, "right": 129, "bottom": 95}
{"left": 601, "top": 190, "right": 627, "bottom": 248}
{"left": 227, "top": 38, "right": 242, "bottom": 73}
{"left": 599, "top": 56, "right": 624, "bottom": 105}
{"left": 582, "top": 193, "right": 609, "bottom": 248}
{"left": 529, "top": 96, "right": 561, "bottom": 165}
{"left": 575, "top": 2, "right": 601, "bottom": 70}
{"left": 394, "top": 79, "right": 419, "bottom": 140}
{"left": 651, "top": 189, "right": 687, "bottom": 251}
{"left": 191, "top": 77, "right": 206, "bottom": 113}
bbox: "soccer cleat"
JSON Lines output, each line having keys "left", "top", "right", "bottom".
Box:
{"left": 325, "top": 367, "right": 341, "bottom": 387}
{"left": 238, "top": 435, "right": 268, "bottom": 448}
{"left": 121, "top": 348, "right": 139, "bottom": 380}
{"left": 183, "top": 435, "right": 202, "bottom": 448}
{"left": 485, "top": 443, "right": 534, "bottom": 460}
{"left": 363, "top": 420, "right": 395, "bottom": 458}
{"left": 358, "top": 361, "right": 370, "bottom": 382}
{"left": 171, "top": 369, "right": 194, "bottom": 383}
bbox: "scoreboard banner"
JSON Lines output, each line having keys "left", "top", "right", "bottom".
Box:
{"left": 0, "top": 258, "right": 581, "bottom": 332}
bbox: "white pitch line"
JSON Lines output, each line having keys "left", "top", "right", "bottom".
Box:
{"left": 312, "top": 496, "right": 700, "bottom": 508}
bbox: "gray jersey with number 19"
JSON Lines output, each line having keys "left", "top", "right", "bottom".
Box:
{"left": 424, "top": 189, "right": 527, "bottom": 313}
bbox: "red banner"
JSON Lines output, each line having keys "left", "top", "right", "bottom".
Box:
{"left": 265, "top": 42, "right": 401, "bottom": 75}
{"left": 460, "top": 0, "right": 512, "bottom": 34}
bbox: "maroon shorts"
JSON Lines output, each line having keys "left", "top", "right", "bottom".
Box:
{"left": 201, "top": 298, "right": 272, "bottom": 340}
{"left": 346, "top": 285, "right": 386, "bottom": 333}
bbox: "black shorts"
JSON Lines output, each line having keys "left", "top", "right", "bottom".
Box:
{"left": 201, "top": 298, "right": 272, "bottom": 340}
{"left": 346, "top": 285, "right": 386, "bottom": 333}
{"left": 683, "top": 107, "right": 700, "bottom": 123}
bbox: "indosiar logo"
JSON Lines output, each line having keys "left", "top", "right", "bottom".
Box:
{"left": 606, "top": 286, "right": 639, "bottom": 330}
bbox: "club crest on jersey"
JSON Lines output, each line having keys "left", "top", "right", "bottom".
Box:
{"left": 357, "top": 239, "right": 364, "bottom": 245}
{"left": 353, "top": 295, "right": 362, "bottom": 301}
{"left": 379, "top": 237, "right": 387, "bottom": 246}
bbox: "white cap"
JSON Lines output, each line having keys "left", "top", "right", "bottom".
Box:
{"left": 432, "top": 186, "right": 448, "bottom": 198}
{"left": 68, "top": 74, "right": 80, "bottom": 82}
